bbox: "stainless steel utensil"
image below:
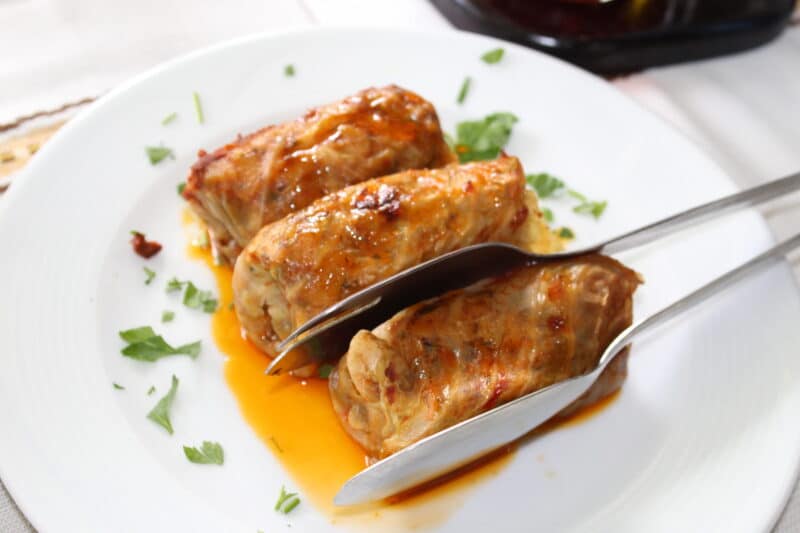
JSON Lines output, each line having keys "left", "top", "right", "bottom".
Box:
{"left": 334, "top": 230, "right": 800, "bottom": 505}
{"left": 266, "top": 170, "right": 800, "bottom": 375}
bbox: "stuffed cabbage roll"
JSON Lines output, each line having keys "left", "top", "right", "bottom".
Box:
{"left": 182, "top": 85, "right": 455, "bottom": 263}
{"left": 232, "top": 156, "right": 561, "bottom": 356}
{"left": 329, "top": 255, "right": 641, "bottom": 458}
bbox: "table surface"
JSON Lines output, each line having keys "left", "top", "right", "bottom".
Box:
{"left": 2, "top": 1, "right": 799, "bottom": 531}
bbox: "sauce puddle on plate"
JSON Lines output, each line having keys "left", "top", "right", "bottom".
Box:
{"left": 184, "top": 213, "right": 619, "bottom": 529}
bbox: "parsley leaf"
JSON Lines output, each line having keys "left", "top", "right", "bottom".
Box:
{"left": 166, "top": 277, "right": 185, "bottom": 293}
{"left": 573, "top": 200, "right": 607, "bottom": 219}
{"left": 284, "top": 64, "right": 295, "bottom": 77}
{"left": 275, "top": 486, "right": 300, "bottom": 514}
{"left": 119, "top": 326, "right": 201, "bottom": 362}
{"left": 192, "top": 91, "right": 204, "bottom": 124}
{"left": 558, "top": 227, "right": 575, "bottom": 239}
{"left": 161, "top": 310, "right": 175, "bottom": 323}
{"left": 147, "top": 385, "right": 156, "bottom": 396}
{"left": 177, "top": 182, "right": 186, "bottom": 196}
{"left": 454, "top": 112, "right": 518, "bottom": 163}
{"left": 456, "top": 76, "right": 471, "bottom": 105}
{"left": 162, "top": 112, "right": 178, "bottom": 126}
{"left": 113, "top": 383, "right": 125, "bottom": 390}
{"left": 143, "top": 267, "right": 156, "bottom": 285}
{"left": 526, "top": 173, "right": 565, "bottom": 199}
{"left": 147, "top": 375, "right": 179, "bottom": 434}
{"left": 542, "top": 207, "right": 554, "bottom": 223}
{"left": 166, "top": 278, "right": 217, "bottom": 313}
{"left": 120, "top": 326, "right": 157, "bottom": 343}
{"left": 481, "top": 48, "right": 504, "bottom": 64}
{"left": 567, "top": 189, "right": 587, "bottom": 202}
{"left": 145, "top": 146, "right": 174, "bottom": 165}
{"left": 183, "top": 441, "right": 224, "bottom": 465}
{"left": 183, "top": 281, "right": 218, "bottom": 313}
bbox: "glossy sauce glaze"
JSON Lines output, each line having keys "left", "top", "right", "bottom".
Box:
{"left": 185, "top": 219, "right": 621, "bottom": 526}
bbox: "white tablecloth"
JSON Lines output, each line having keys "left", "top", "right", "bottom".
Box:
{"left": 2, "top": 1, "right": 799, "bottom": 531}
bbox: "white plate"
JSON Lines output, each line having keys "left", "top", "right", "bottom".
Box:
{"left": 1, "top": 27, "right": 800, "bottom": 533}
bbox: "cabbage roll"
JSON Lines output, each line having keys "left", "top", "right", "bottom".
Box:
{"left": 183, "top": 85, "right": 455, "bottom": 263}
{"left": 329, "top": 255, "right": 640, "bottom": 458}
{"left": 232, "top": 156, "right": 560, "bottom": 356}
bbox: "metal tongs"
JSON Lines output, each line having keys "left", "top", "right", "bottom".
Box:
{"left": 267, "top": 171, "right": 800, "bottom": 375}
{"left": 270, "top": 171, "right": 800, "bottom": 505}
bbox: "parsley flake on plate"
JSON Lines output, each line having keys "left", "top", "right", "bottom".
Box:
{"left": 274, "top": 485, "right": 300, "bottom": 514}
{"left": 143, "top": 267, "right": 156, "bottom": 285}
{"left": 481, "top": 47, "right": 505, "bottom": 64}
{"left": 147, "top": 375, "right": 179, "bottom": 434}
{"left": 456, "top": 76, "right": 471, "bottom": 105}
{"left": 161, "top": 112, "right": 178, "bottom": 126}
{"left": 165, "top": 278, "right": 217, "bottom": 313}
{"left": 177, "top": 182, "right": 186, "bottom": 196}
{"left": 558, "top": 227, "right": 575, "bottom": 239}
{"left": 541, "top": 207, "right": 554, "bottom": 224}
{"left": 165, "top": 277, "right": 185, "bottom": 293}
{"left": 453, "top": 112, "right": 518, "bottom": 163}
{"left": 145, "top": 146, "right": 174, "bottom": 165}
{"left": 118, "top": 326, "right": 201, "bottom": 362}
{"left": 526, "top": 173, "right": 565, "bottom": 199}
{"left": 183, "top": 441, "right": 224, "bottom": 465}
{"left": 161, "top": 310, "right": 175, "bottom": 323}
{"left": 192, "top": 91, "right": 204, "bottom": 124}
{"left": 112, "top": 383, "right": 125, "bottom": 390}
{"left": 284, "top": 64, "right": 296, "bottom": 77}
{"left": 573, "top": 199, "right": 608, "bottom": 219}
{"left": 183, "top": 281, "right": 218, "bottom": 313}
{"left": 147, "top": 385, "right": 156, "bottom": 396}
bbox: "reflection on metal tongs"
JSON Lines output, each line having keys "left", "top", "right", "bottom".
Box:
{"left": 266, "top": 171, "right": 800, "bottom": 376}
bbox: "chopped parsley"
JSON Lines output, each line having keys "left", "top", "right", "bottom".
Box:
{"left": 284, "top": 64, "right": 295, "bottom": 77}
{"left": 147, "top": 375, "right": 179, "bottom": 434}
{"left": 143, "top": 267, "right": 156, "bottom": 285}
{"left": 145, "top": 146, "right": 174, "bottom": 165}
{"left": 166, "top": 278, "right": 218, "bottom": 312}
{"left": 183, "top": 281, "right": 218, "bottom": 313}
{"left": 183, "top": 441, "right": 224, "bottom": 465}
{"left": 481, "top": 48, "right": 505, "bottom": 64}
{"left": 558, "top": 227, "right": 575, "bottom": 239}
{"left": 453, "top": 112, "right": 518, "bottom": 163}
{"left": 573, "top": 199, "right": 607, "bottom": 219}
{"left": 147, "top": 385, "right": 156, "bottom": 396}
{"left": 275, "top": 486, "right": 300, "bottom": 514}
{"left": 166, "top": 277, "right": 185, "bottom": 293}
{"left": 161, "top": 310, "right": 175, "bottom": 323}
{"left": 542, "top": 207, "right": 554, "bottom": 223}
{"left": 113, "top": 383, "right": 125, "bottom": 390}
{"left": 456, "top": 76, "right": 471, "bottom": 105}
{"left": 318, "top": 364, "right": 334, "bottom": 379}
{"left": 192, "top": 91, "right": 204, "bottom": 124}
{"left": 119, "top": 326, "right": 201, "bottom": 362}
{"left": 161, "top": 112, "right": 178, "bottom": 125}
{"left": 177, "top": 182, "right": 186, "bottom": 196}
{"left": 526, "top": 173, "right": 565, "bottom": 199}
{"left": 525, "top": 173, "right": 608, "bottom": 223}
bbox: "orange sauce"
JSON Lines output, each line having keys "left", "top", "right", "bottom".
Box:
{"left": 183, "top": 212, "right": 620, "bottom": 527}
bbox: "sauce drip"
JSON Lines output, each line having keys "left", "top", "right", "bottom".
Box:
{"left": 184, "top": 211, "right": 620, "bottom": 527}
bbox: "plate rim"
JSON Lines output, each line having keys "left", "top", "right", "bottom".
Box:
{"left": 1, "top": 25, "right": 799, "bottom": 533}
